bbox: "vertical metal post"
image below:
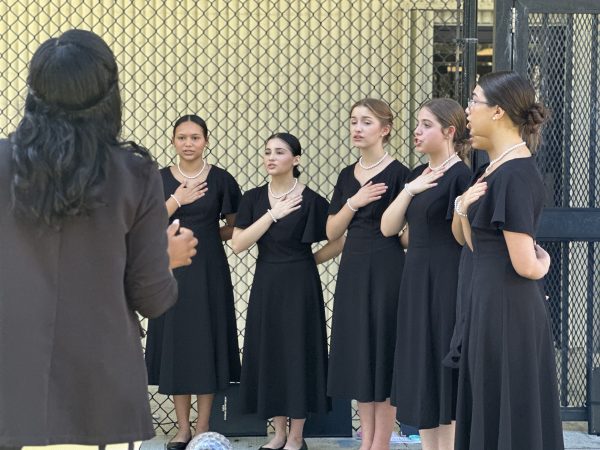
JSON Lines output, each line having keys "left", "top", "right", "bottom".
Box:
{"left": 587, "top": 14, "right": 598, "bottom": 434}
{"left": 493, "top": 0, "right": 514, "bottom": 71}
{"left": 560, "top": 13, "right": 575, "bottom": 417}
{"left": 461, "top": 0, "right": 480, "bottom": 170}
{"left": 461, "top": 0, "right": 477, "bottom": 103}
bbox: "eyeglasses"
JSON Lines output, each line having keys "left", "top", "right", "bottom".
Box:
{"left": 467, "top": 97, "right": 491, "bottom": 108}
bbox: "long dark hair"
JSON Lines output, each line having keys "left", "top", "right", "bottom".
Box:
{"left": 265, "top": 132, "right": 302, "bottom": 178}
{"left": 478, "top": 71, "right": 549, "bottom": 152}
{"left": 10, "top": 29, "right": 139, "bottom": 228}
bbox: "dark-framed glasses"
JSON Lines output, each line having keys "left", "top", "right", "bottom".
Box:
{"left": 467, "top": 97, "right": 491, "bottom": 108}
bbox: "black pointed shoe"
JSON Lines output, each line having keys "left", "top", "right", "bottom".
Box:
{"left": 166, "top": 438, "right": 191, "bottom": 450}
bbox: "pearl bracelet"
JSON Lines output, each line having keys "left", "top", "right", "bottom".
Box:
{"left": 267, "top": 209, "right": 278, "bottom": 223}
{"left": 170, "top": 194, "right": 182, "bottom": 208}
{"left": 404, "top": 183, "right": 415, "bottom": 197}
{"left": 346, "top": 198, "right": 359, "bottom": 212}
{"left": 454, "top": 195, "right": 467, "bottom": 217}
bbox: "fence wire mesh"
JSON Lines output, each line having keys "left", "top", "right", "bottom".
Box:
{"left": 527, "top": 11, "right": 600, "bottom": 414}
{"left": 0, "top": 0, "right": 468, "bottom": 436}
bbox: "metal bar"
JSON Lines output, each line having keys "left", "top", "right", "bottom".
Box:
{"left": 563, "top": 15, "right": 574, "bottom": 210}
{"left": 534, "top": 12, "right": 550, "bottom": 172}
{"left": 518, "top": 0, "right": 600, "bottom": 14}
{"left": 558, "top": 15, "right": 576, "bottom": 414}
{"left": 561, "top": 241, "right": 570, "bottom": 408}
{"left": 588, "top": 16, "right": 599, "bottom": 211}
{"left": 493, "top": 0, "right": 514, "bottom": 71}
{"left": 513, "top": 3, "right": 530, "bottom": 75}
{"left": 586, "top": 13, "right": 599, "bottom": 435}
{"left": 537, "top": 209, "right": 600, "bottom": 241}
{"left": 454, "top": 0, "right": 462, "bottom": 99}
{"left": 461, "top": 0, "right": 482, "bottom": 170}
{"left": 561, "top": 407, "right": 588, "bottom": 421}
{"left": 461, "top": 0, "right": 477, "bottom": 106}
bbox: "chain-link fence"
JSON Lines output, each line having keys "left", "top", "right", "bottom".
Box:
{"left": 0, "top": 0, "right": 479, "bottom": 436}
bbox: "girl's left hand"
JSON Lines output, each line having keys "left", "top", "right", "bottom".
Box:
{"left": 534, "top": 243, "right": 551, "bottom": 275}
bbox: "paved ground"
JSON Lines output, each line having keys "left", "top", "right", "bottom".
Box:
{"left": 142, "top": 428, "right": 600, "bottom": 450}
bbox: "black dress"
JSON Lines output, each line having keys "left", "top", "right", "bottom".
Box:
{"left": 443, "top": 164, "right": 487, "bottom": 370}
{"left": 327, "top": 160, "right": 411, "bottom": 402}
{"left": 391, "top": 162, "right": 471, "bottom": 429}
{"left": 455, "top": 158, "right": 564, "bottom": 450}
{"left": 145, "top": 166, "right": 241, "bottom": 394}
{"left": 237, "top": 185, "right": 331, "bottom": 419}
{"left": 442, "top": 246, "right": 473, "bottom": 370}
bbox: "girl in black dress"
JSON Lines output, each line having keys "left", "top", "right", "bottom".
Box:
{"left": 381, "top": 99, "right": 471, "bottom": 450}
{"left": 145, "top": 115, "right": 242, "bottom": 450}
{"left": 454, "top": 71, "right": 563, "bottom": 449}
{"left": 326, "top": 99, "right": 410, "bottom": 450}
{"left": 232, "top": 133, "right": 344, "bottom": 450}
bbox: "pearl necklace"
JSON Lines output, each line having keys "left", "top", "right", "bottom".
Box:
{"left": 428, "top": 153, "right": 458, "bottom": 172}
{"left": 269, "top": 177, "right": 298, "bottom": 199}
{"left": 177, "top": 159, "right": 206, "bottom": 179}
{"left": 485, "top": 142, "right": 526, "bottom": 174}
{"left": 359, "top": 152, "right": 388, "bottom": 170}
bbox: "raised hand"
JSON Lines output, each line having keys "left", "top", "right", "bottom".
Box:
{"left": 460, "top": 178, "right": 488, "bottom": 212}
{"left": 405, "top": 167, "right": 446, "bottom": 195}
{"left": 270, "top": 194, "right": 303, "bottom": 220}
{"left": 350, "top": 181, "right": 388, "bottom": 208}
{"left": 172, "top": 180, "right": 208, "bottom": 206}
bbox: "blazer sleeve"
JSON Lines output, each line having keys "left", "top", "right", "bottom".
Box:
{"left": 124, "top": 163, "right": 178, "bottom": 318}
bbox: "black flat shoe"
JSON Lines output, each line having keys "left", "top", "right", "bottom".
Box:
{"left": 166, "top": 439, "right": 190, "bottom": 450}
{"left": 258, "top": 445, "right": 285, "bottom": 450}
{"left": 282, "top": 440, "right": 307, "bottom": 450}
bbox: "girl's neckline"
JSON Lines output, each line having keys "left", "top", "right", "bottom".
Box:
{"left": 265, "top": 183, "right": 308, "bottom": 210}
{"left": 480, "top": 155, "right": 533, "bottom": 180}
{"left": 167, "top": 164, "right": 213, "bottom": 184}
{"left": 352, "top": 159, "right": 398, "bottom": 187}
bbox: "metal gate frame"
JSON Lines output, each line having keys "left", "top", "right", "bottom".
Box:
{"left": 494, "top": 0, "right": 600, "bottom": 429}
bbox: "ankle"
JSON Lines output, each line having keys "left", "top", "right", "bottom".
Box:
{"left": 194, "top": 423, "right": 209, "bottom": 435}
{"left": 286, "top": 435, "right": 303, "bottom": 444}
{"left": 171, "top": 427, "right": 192, "bottom": 442}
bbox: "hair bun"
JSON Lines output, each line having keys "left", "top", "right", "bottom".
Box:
{"left": 525, "top": 103, "right": 549, "bottom": 126}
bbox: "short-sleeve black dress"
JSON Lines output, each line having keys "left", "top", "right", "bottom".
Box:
{"left": 327, "top": 160, "right": 411, "bottom": 402}
{"left": 237, "top": 185, "right": 331, "bottom": 419}
{"left": 391, "top": 162, "right": 471, "bottom": 429}
{"left": 145, "top": 166, "right": 242, "bottom": 394}
{"left": 455, "top": 157, "right": 564, "bottom": 450}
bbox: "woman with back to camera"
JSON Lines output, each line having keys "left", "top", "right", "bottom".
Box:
{"left": 381, "top": 98, "right": 471, "bottom": 450}
{"left": 232, "top": 132, "right": 344, "bottom": 450}
{"left": 145, "top": 114, "right": 242, "bottom": 449}
{"left": 453, "top": 70, "right": 564, "bottom": 449}
{"left": 326, "top": 99, "right": 411, "bottom": 450}
{"left": 0, "top": 29, "right": 196, "bottom": 450}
